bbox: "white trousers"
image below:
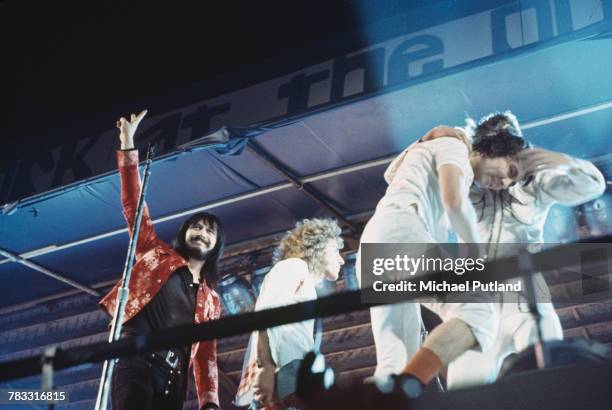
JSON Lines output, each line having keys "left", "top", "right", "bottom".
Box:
{"left": 357, "top": 202, "right": 498, "bottom": 377}
{"left": 446, "top": 301, "right": 563, "bottom": 389}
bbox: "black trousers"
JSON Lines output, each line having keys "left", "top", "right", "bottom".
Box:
{"left": 111, "top": 353, "right": 188, "bottom": 410}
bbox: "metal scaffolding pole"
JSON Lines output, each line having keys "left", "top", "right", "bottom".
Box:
{"left": 0, "top": 247, "right": 100, "bottom": 297}
{"left": 247, "top": 140, "right": 359, "bottom": 235}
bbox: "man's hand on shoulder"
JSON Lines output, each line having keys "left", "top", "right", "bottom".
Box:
{"left": 420, "top": 125, "right": 471, "bottom": 151}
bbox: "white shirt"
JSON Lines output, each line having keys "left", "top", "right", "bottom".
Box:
{"left": 235, "top": 258, "right": 317, "bottom": 406}
{"left": 381, "top": 137, "right": 474, "bottom": 242}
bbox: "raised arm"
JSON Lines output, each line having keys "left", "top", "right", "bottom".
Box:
{"left": 517, "top": 148, "right": 606, "bottom": 207}
{"left": 115, "top": 110, "right": 157, "bottom": 250}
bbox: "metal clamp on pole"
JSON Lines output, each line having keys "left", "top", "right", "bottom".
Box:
{"left": 94, "top": 144, "right": 156, "bottom": 410}
{"left": 518, "top": 249, "right": 550, "bottom": 369}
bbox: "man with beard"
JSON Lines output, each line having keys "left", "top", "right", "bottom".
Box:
{"left": 99, "top": 110, "right": 224, "bottom": 410}
{"left": 422, "top": 111, "right": 606, "bottom": 388}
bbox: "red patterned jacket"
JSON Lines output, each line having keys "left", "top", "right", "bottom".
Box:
{"left": 99, "top": 150, "right": 220, "bottom": 408}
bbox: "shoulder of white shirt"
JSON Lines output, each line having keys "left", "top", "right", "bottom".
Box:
{"left": 414, "top": 136, "right": 469, "bottom": 154}
{"left": 268, "top": 258, "right": 309, "bottom": 279}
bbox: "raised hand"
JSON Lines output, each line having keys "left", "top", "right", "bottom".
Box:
{"left": 116, "top": 110, "right": 147, "bottom": 150}
{"left": 516, "top": 148, "right": 571, "bottom": 178}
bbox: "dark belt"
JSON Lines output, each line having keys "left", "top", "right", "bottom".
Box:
{"left": 144, "top": 349, "right": 188, "bottom": 398}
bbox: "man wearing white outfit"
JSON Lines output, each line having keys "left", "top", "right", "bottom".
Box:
{"left": 425, "top": 112, "right": 607, "bottom": 389}
{"left": 358, "top": 123, "right": 527, "bottom": 392}
{"left": 235, "top": 218, "right": 345, "bottom": 409}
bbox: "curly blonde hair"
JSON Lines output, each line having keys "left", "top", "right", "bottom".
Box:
{"left": 273, "top": 218, "right": 344, "bottom": 280}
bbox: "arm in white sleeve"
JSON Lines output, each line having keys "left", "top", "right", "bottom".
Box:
{"left": 435, "top": 138, "right": 482, "bottom": 243}
{"left": 253, "top": 259, "right": 311, "bottom": 366}
{"left": 439, "top": 164, "right": 481, "bottom": 243}
{"left": 528, "top": 157, "right": 606, "bottom": 207}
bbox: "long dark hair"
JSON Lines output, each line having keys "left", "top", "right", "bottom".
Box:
{"left": 471, "top": 111, "right": 529, "bottom": 158}
{"left": 173, "top": 212, "right": 225, "bottom": 288}
{"left": 471, "top": 112, "right": 534, "bottom": 226}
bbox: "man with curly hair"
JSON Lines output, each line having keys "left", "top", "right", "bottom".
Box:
{"left": 424, "top": 111, "right": 605, "bottom": 388}
{"left": 235, "top": 218, "right": 345, "bottom": 409}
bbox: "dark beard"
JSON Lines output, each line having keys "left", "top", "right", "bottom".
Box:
{"left": 185, "top": 243, "right": 209, "bottom": 261}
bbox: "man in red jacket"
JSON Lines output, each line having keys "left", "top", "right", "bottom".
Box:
{"left": 99, "top": 110, "right": 223, "bottom": 410}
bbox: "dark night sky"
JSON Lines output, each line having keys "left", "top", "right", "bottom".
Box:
{"left": 6, "top": 0, "right": 447, "bottom": 168}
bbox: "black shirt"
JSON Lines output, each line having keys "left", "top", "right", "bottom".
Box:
{"left": 121, "top": 266, "right": 198, "bottom": 359}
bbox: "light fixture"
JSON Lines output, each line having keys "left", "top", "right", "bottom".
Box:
{"left": 217, "top": 274, "right": 255, "bottom": 315}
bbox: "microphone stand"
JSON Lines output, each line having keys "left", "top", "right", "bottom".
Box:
{"left": 94, "top": 144, "right": 156, "bottom": 410}
{"left": 518, "top": 249, "right": 550, "bottom": 369}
